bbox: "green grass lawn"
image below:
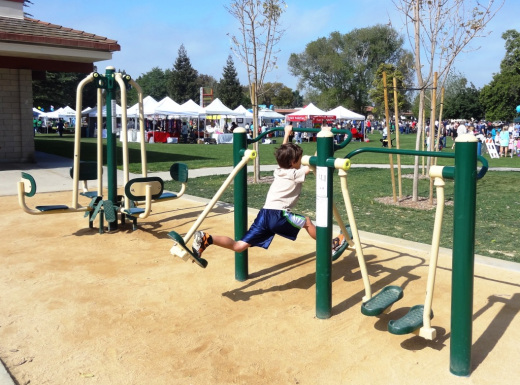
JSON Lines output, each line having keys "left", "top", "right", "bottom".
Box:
{"left": 34, "top": 132, "right": 520, "bottom": 263}
{"left": 35, "top": 131, "right": 518, "bottom": 172}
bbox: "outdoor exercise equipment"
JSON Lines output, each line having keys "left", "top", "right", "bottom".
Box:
{"left": 18, "top": 66, "right": 189, "bottom": 234}
{"left": 168, "top": 143, "right": 256, "bottom": 268}
{"left": 122, "top": 162, "right": 189, "bottom": 230}
{"left": 344, "top": 135, "right": 489, "bottom": 377}
{"left": 306, "top": 163, "right": 354, "bottom": 260}
{"left": 168, "top": 144, "right": 257, "bottom": 268}
{"left": 228, "top": 126, "right": 354, "bottom": 283}
{"left": 386, "top": 165, "right": 445, "bottom": 339}
{"left": 17, "top": 171, "right": 90, "bottom": 215}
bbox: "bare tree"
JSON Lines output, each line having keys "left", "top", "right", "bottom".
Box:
{"left": 393, "top": 0, "right": 503, "bottom": 201}
{"left": 226, "top": 0, "right": 287, "bottom": 182}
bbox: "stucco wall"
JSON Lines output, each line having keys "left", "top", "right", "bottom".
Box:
{"left": 0, "top": 68, "right": 34, "bottom": 163}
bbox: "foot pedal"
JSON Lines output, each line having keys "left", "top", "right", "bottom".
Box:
{"left": 102, "top": 200, "right": 117, "bottom": 223}
{"left": 85, "top": 196, "right": 102, "bottom": 218}
{"left": 332, "top": 239, "right": 348, "bottom": 261}
{"left": 361, "top": 285, "right": 403, "bottom": 316}
{"left": 388, "top": 305, "right": 433, "bottom": 335}
{"left": 90, "top": 199, "right": 104, "bottom": 222}
{"left": 168, "top": 231, "right": 208, "bottom": 268}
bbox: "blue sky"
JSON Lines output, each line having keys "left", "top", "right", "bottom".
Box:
{"left": 29, "top": 0, "right": 518, "bottom": 91}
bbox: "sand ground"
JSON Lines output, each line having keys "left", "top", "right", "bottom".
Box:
{"left": 1, "top": 191, "right": 519, "bottom": 385}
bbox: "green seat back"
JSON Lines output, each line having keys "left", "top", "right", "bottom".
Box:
{"left": 69, "top": 161, "right": 99, "bottom": 180}
{"left": 125, "top": 177, "right": 164, "bottom": 201}
{"left": 21, "top": 172, "right": 37, "bottom": 197}
{"left": 170, "top": 163, "right": 188, "bottom": 183}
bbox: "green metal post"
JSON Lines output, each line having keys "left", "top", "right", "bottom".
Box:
{"left": 450, "top": 134, "right": 478, "bottom": 376}
{"left": 315, "top": 130, "right": 334, "bottom": 318}
{"left": 233, "top": 127, "right": 248, "bottom": 281}
{"left": 105, "top": 66, "right": 118, "bottom": 229}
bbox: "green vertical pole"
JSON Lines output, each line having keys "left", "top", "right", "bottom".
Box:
{"left": 233, "top": 127, "right": 248, "bottom": 281}
{"left": 450, "top": 134, "right": 478, "bottom": 376}
{"left": 105, "top": 66, "right": 118, "bottom": 229}
{"left": 315, "top": 130, "right": 334, "bottom": 318}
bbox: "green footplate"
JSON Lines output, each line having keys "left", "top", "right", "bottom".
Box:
{"left": 361, "top": 285, "right": 404, "bottom": 316}
{"left": 332, "top": 239, "right": 348, "bottom": 261}
{"left": 102, "top": 200, "right": 117, "bottom": 222}
{"left": 168, "top": 231, "right": 208, "bottom": 269}
{"left": 388, "top": 304, "right": 434, "bottom": 335}
{"left": 332, "top": 225, "right": 353, "bottom": 261}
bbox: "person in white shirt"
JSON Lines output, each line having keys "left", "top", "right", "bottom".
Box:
{"left": 192, "top": 126, "right": 344, "bottom": 259}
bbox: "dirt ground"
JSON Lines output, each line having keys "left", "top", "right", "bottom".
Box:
{"left": 1, "top": 191, "right": 520, "bottom": 385}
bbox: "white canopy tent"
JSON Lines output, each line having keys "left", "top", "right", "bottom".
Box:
{"left": 154, "top": 96, "right": 188, "bottom": 116}
{"left": 203, "top": 98, "right": 242, "bottom": 134}
{"left": 81, "top": 107, "right": 94, "bottom": 115}
{"left": 41, "top": 107, "right": 62, "bottom": 119}
{"left": 59, "top": 105, "right": 76, "bottom": 118}
{"left": 88, "top": 104, "right": 124, "bottom": 117}
{"left": 233, "top": 105, "right": 253, "bottom": 118}
{"left": 127, "top": 95, "right": 158, "bottom": 117}
{"left": 203, "top": 98, "right": 241, "bottom": 116}
{"left": 180, "top": 99, "right": 205, "bottom": 116}
{"left": 327, "top": 106, "right": 365, "bottom": 121}
{"left": 259, "top": 108, "right": 284, "bottom": 120}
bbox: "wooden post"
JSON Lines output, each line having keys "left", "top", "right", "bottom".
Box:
{"left": 383, "top": 71, "right": 397, "bottom": 202}
{"left": 437, "top": 87, "right": 446, "bottom": 163}
{"left": 393, "top": 77, "right": 403, "bottom": 199}
{"left": 429, "top": 72, "right": 438, "bottom": 205}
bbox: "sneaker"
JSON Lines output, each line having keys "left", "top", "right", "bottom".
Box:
{"left": 332, "top": 233, "right": 345, "bottom": 253}
{"left": 192, "top": 231, "right": 211, "bottom": 257}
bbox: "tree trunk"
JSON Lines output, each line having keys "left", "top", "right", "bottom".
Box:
{"left": 412, "top": 90, "right": 425, "bottom": 201}
{"left": 251, "top": 83, "right": 259, "bottom": 183}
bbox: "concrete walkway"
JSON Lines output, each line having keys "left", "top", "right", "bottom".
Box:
{"left": 1, "top": 151, "right": 518, "bottom": 197}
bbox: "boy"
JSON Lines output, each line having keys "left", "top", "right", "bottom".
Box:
{"left": 192, "top": 126, "right": 344, "bottom": 258}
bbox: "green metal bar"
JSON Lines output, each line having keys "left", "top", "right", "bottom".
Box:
{"left": 315, "top": 130, "right": 334, "bottom": 319}
{"left": 105, "top": 66, "right": 118, "bottom": 229}
{"left": 345, "top": 148, "right": 488, "bottom": 180}
{"left": 249, "top": 127, "right": 353, "bottom": 150}
{"left": 450, "top": 135, "right": 478, "bottom": 376}
{"left": 233, "top": 128, "right": 248, "bottom": 281}
{"left": 346, "top": 147, "right": 456, "bottom": 159}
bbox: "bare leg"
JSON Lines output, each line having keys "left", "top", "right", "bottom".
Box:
{"left": 212, "top": 235, "right": 250, "bottom": 253}
{"left": 303, "top": 217, "right": 316, "bottom": 240}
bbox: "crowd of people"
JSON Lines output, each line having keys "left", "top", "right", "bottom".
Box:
{"left": 420, "top": 119, "right": 520, "bottom": 157}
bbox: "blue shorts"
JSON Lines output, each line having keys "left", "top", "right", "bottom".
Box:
{"left": 241, "top": 208, "right": 306, "bottom": 249}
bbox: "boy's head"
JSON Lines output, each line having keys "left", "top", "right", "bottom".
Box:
{"left": 275, "top": 143, "right": 303, "bottom": 169}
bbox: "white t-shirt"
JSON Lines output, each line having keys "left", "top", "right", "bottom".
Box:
{"left": 263, "top": 167, "right": 306, "bottom": 211}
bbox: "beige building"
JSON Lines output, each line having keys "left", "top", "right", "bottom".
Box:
{"left": 0, "top": 0, "right": 120, "bottom": 162}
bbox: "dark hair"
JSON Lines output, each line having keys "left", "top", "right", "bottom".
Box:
{"left": 274, "top": 143, "right": 303, "bottom": 169}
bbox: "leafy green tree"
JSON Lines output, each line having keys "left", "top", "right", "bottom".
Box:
{"left": 442, "top": 72, "right": 483, "bottom": 120}
{"left": 258, "top": 82, "right": 294, "bottom": 108}
{"left": 273, "top": 86, "right": 294, "bottom": 107}
{"left": 217, "top": 55, "right": 243, "bottom": 109}
{"left": 126, "top": 67, "right": 170, "bottom": 105}
{"left": 480, "top": 30, "right": 520, "bottom": 121}
{"left": 33, "top": 72, "right": 97, "bottom": 111}
{"left": 167, "top": 44, "right": 199, "bottom": 103}
{"left": 370, "top": 64, "right": 409, "bottom": 118}
{"left": 288, "top": 25, "right": 412, "bottom": 112}
{"left": 291, "top": 90, "right": 303, "bottom": 108}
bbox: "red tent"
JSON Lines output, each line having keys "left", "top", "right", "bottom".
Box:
{"left": 286, "top": 103, "right": 336, "bottom": 123}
